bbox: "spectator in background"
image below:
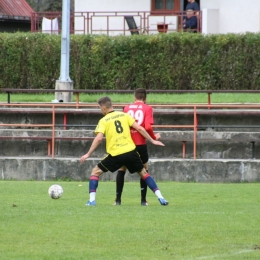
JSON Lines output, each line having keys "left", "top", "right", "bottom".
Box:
{"left": 183, "top": 0, "right": 200, "bottom": 32}
{"left": 186, "top": 0, "right": 200, "bottom": 12}
{"left": 183, "top": 9, "right": 197, "bottom": 32}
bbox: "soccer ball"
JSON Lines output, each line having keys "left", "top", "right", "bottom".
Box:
{"left": 48, "top": 184, "right": 63, "bottom": 199}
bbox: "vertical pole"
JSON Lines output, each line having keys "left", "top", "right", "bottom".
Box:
{"left": 182, "top": 141, "right": 186, "bottom": 158}
{"left": 60, "top": 0, "right": 71, "bottom": 82}
{"left": 52, "top": 105, "right": 55, "bottom": 158}
{"left": 47, "top": 140, "right": 51, "bottom": 156}
{"left": 63, "top": 113, "right": 67, "bottom": 130}
{"left": 31, "top": 13, "right": 33, "bottom": 32}
{"left": 76, "top": 93, "right": 79, "bottom": 109}
{"left": 55, "top": 0, "right": 73, "bottom": 102}
{"left": 208, "top": 93, "right": 211, "bottom": 110}
{"left": 193, "top": 106, "right": 197, "bottom": 159}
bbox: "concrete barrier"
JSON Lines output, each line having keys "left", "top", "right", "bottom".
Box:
{"left": 0, "top": 157, "right": 260, "bottom": 182}
{"left": 0, "top": 129, "right": 259, "bottom": 159}
{"left": 1, "top": 107, "right": 260, "bottom": 182}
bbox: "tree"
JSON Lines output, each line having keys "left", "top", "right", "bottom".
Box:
{"left": 26, "top": 0, "right": 74, "bottom": 12}
{"left": 45, "top": 0, "right": 62, "bottom": 12}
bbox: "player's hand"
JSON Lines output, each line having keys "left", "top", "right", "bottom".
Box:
{"left": 152, "top": 140, "right": 165, "bottom": 146}
{"left": 155, "top": 133, "right": 161, "bottom": 140}
{"left": 80, "top": 153, "right": 90, "bottom": 163}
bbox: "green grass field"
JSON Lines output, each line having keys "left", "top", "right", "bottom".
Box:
{"left": 1, "top": 181, "right": 260, "bottom": 260}
{"left": 1, "top": 93, "right": 260, "bottom": 104}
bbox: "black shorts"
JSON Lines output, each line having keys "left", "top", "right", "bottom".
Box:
{"left": 98, "top": 149, "right": 144, "bottom": 174}
{"left": 136, "top": 145, "right": 149, "bottom": 164}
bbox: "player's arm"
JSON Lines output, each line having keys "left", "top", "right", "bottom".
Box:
{"left": 131, "top": 122, "right": 164, "bottom": 146}
{"left": 144, "top": 122, "right": 160, "bottom": 140}
{"left": 80, "top": 132, "right": 103, "bottom": 163}
{"left": 144, "top": 107, "right": 160, "bottom": 140}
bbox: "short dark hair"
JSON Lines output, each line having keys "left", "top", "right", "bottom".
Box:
{"left": 134, "top": 88, "right": 146, "bottom": 101}
{"left": 98, "top": 96, "right": 112, "bottom": 108}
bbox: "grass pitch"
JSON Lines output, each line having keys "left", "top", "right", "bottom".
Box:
{"left": 1, "top": 93, "right": 260, "bottom": 104}
{"left": 1, "top": 181, "right": 260, "bottom": 260}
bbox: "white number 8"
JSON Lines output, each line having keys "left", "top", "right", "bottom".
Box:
{"left": 128, "top": 109, "right": 144, "bottom": 125}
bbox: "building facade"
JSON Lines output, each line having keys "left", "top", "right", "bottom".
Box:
{"left": 0, "top": 0, "right": 35, "bottom": 32}
{"left": 74, "top": 0, "right": 260, "bottom": 35}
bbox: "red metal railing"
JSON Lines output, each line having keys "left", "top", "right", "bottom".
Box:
{"left": 31, "top": 11, "right": 202, "bottom": 35}
{"left": 1, "top": 103, "right": 260, "bottom": 159}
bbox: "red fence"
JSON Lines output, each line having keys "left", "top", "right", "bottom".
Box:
{"left": 1, "top": 102, "right": 259, "bottom": 159}
{"left": 31, "top": 11, "right": 202, "bottom": 35}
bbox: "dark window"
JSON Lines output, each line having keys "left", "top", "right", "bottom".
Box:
{"left": 155, "top": 0, "right": 164, "bottom": 10}
{"left": 166, "top": 0, "right": 174, "bottom": 9}
{"left": 152, "top": 0, "right": 180, "bottom": 13}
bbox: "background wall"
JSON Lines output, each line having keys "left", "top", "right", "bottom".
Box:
{"left": 75, "top": 0, "right": 150, "bottom": 12}
{"left": 201, "top": 0, "right": 260, "bottom": 34}
{"left": 75, "top": 0, "right": 260, "bottom": 34}
{"left": 74, "top": 0, "right": 178, "bottom": 35}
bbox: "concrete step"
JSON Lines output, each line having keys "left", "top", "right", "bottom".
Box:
{"left": 1, "top": 108, "right": 260, "bottom": 131}
{"left": 0, "top": 129, "right": 260, "bottom": 159}
{"left": 0, "top": 156, "right": 259, "bottom": 182}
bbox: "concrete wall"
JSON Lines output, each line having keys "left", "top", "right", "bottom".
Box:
{"left": 1, "top": 108, "right": 260, "bottom": 182}
{"left": 1, "top": 110, "right": 260, "bottom": 159}
{"left": 1, "top": 157, "right": 260, "bottom": 182}
{"left": 1, "top": 129, "right": 260, "bottom": 160}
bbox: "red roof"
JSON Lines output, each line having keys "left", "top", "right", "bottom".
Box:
{"left": 0, "top": 0, "right": 35, "bottom": 18}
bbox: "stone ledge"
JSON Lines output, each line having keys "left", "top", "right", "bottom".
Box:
{"left": 0, "top": 157, "right": 259, "bottom": 182}
{"left": 1, "top": 129, "right": 260, "bottom": 141}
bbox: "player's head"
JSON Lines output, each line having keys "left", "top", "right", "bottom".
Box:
{"left": 98, "top": 96, "right": 113, "bottom": 115}
{"left": 134, "top": 88, "right": 147, "bottom": 102}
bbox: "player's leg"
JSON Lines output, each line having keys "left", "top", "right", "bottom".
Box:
{"left": 86, "top": 165, "right": 104, "bottom": 206}
{"left": 125, "top": 149, "right": 168, "bottom": 206}
{"left": 140, "top": 162, "right": 148, "bottom": 205}
{"left": 115, "top": 166, "right": 127, "bottom": 205}
{"left": 136, "top": 145, "right": 149, "bottom": 206}
{"left": 137, "top": 168, "right": 169, "bottom": 206}
{"left": 87, "top": 154, "right": 124, "bottom": 206}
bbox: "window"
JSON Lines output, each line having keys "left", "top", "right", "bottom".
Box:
{"left": 151, "top": 0, "right": 180, "bottom": 13}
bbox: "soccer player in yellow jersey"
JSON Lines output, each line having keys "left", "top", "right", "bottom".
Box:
{"left": 80, "top": 96, "right": 169, "bottom": 206}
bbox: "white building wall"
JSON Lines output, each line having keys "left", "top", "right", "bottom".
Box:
{"left": 74, "top": 0, "right": 178, "bottom": 35}
{"left": 74, "top": 0, "right": 260, "bottom": 34}
{"left": 75, "top": 0, "right": 150, "bottom": 12}
{"left": 201, "top": 0, "right": 260, "bottom": 34}
{"left": 202, "top": 9, "right": 219, "bottom": 34}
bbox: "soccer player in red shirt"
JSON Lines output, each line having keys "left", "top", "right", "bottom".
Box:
{"left": 115, "top": 88, "right": 161, "bottom": 206}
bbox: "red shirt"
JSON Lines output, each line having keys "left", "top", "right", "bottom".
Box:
{"left": 123, "top": 101, "right": 156, "bottom": 145}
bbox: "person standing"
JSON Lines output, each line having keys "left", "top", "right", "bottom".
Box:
{"left": 115, "top": 88, "right": 160, "bottom": 206}
{"left": 186, "top": 0, "right": 200, "bottom": 12}
{"left": 80, "top": 96, "right": 169, "bottom": 206}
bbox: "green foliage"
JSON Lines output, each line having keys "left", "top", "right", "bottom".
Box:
{"left": 1, "top": 181, "right": 260, "bottom": 259}
{"left": 26, "top": 0, "right": 69, "bottom": 12}
{"left": 1, "top": 32, "right": 260, "bottom": 90}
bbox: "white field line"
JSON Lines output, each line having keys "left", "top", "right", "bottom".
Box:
{"left": 186, "top": 249, "right": 255, "bottom": 260}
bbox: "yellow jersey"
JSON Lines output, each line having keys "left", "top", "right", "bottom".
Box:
{"left": 94, "top": 111, "right": 136, "bottom": 156}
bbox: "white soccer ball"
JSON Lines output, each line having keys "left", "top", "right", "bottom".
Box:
{"left": 48, "top": 184, "right": 63, "bottom": 199}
